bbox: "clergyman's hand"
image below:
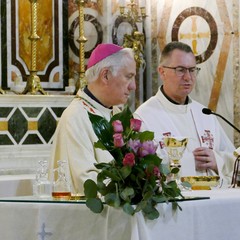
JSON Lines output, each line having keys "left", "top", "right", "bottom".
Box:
{"left": 193, "top": 147, "right": 218, "bottom": 174}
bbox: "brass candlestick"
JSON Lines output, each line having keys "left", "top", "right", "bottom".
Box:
{"left": 22, "top": 0, "right": 46, "bottom": 95}
{"left": 0, "top": 87, "right": 5, "bottom": 94}
{"left": 75, "top": 0, "right": 88, "bottom": 93}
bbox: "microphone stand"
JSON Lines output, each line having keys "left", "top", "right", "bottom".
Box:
{"left": 211, "top": 112, "right": 240, "bottom": 133}
{"left": 231, "top": 155, "right": 240, "bottom": 188}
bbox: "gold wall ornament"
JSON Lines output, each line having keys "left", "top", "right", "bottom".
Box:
{"left": 123, "top": 31, "right": 145, "bottom": 69}
{"left": 119, "top": 0, "right": 146, "bottom": 23}
{"left": 120, "top": 0, "right": 146, "bottom": 70}
{"left": 22, "top": 0, "right": 46, "bottom": 95}
{"left": 75, "top": 0, "right": 88, "bottom": 93}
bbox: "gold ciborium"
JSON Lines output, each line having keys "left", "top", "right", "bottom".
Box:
{"left": 163, "top": 137, "right": 188, "bottom": 183}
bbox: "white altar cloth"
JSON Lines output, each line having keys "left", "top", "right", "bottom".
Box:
{"left": 0, "top": 188, "right": 240, "bottom": 240}
{"left": 0, "top": 174, "right": 34, "bottom": 197}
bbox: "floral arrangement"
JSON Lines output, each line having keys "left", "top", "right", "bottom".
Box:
{"left": 84, "top": 106, "right": 183, "bottom": 220}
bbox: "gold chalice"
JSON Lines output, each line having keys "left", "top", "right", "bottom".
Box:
{"left": 163, "top": 137, "right": 188, "bottom": 184}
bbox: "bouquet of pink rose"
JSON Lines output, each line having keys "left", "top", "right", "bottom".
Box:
{"left": 84, "top": 106, "right": 183, "bottom": 220}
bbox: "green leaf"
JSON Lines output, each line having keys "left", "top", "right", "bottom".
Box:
{"left": 141, "top": 154, "right": 161, "bottom": 167}
{"left": 163, "top": 181, "right": 181, "bottom": 198}
{"left": 94, "top": 141, "right": 107, "bottom": 150}
{"left": 88, "top": 112, "right": 112, "bottom": 149}
{"left": 142, "top": 201, "right": 160, "bottom": 220}
{"left": 167, "top": 180, "right": 179, "bottom": 189}
{"left": 95, "top": 162, "right": 113, "bottom": 170}
{"left": 133, "top": 166, "right": 145, "bottom": 179}
{"left": 105, "top": 181, "right": 117, "bottom": 192}
{"left": 102, "top": 169, "right": 121, "bottom": 181}
{"left": 123, "top": 202, "right": 135, "bottom": 215}
{"left": 84, "top": 179, "right": 98, "bottom": 198}
{"left": 135, "top": 200, "right": 147, "bottom": 212}
{"left": 172, "top": 202, "right": 181, "bottom": 211}
{"left": 143, "top": 190, "right": 154, "bottom": 201}
{"left": 144, "top": 207, "right": 159, "bottom": 220}
{"left": 120, "top": 187, "right": 134, "bottom": 200}
{"left": 109, "top": 148, "right": 124, "bottom": 163}
{"left": 105, "top": 193, "right": 121, "bottom": 207}
{"left": 97, "top": 171, "right": 108, "bottom": 183}
{"left": 86, "top": 198, "right": 103, "bottom": 213}
{"left": 120, "top": 165, "right": 132, "bottom": 179}
{"left": 97, "top": 181, "right": 108, "bottom": 195}
{"left": 171, "top": 167, "right": 180, "bottom": 174}
{"left": 137, "top": 131, "right": 155, "bottom": 142}
{"left": 153, "top": 195, "right": 168, "bottom": 203}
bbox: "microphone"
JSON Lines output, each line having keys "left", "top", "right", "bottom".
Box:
{"left": 202, "top": 108, "right": 240, "bottom": 133}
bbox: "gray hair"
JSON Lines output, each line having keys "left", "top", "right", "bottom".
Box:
{"left": 85, "top": 47, "right": 135, "bottom": 83}
{"left": 159, "top": 41, "right": 194, "bottom": 65}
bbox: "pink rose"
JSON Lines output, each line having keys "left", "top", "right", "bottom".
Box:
{"left": 123, "top": 153, "right": 135, "bottom": 167}
{"left": 112, "top": 120, "right": 123, "bottom": 133}
{"left": 113, "top": 133, "right": 124, "bottom": 148}
{"left": 130, "top": 119, "right": 142, "bottom": 132}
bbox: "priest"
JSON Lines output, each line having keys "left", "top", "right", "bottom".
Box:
{"left": 49, "top": 43, "right": 136, "bottom": 195}
{"left": 134, "top": 41, "right": 235, "bottom": 185}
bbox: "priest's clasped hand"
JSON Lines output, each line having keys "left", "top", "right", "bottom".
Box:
{"left": 193, "top": 147, "right": 218, "bottom": 174}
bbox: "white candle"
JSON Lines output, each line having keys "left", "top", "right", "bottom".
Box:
{"left": 139, "top": 0, "right": 146, "bottom": 8}
{"left": 119, "top": 0, "right": 125, "bottom": 7}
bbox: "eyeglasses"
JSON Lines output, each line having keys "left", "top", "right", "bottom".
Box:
{"left": 162, "top": 66, "right": 201, "bottom": 77}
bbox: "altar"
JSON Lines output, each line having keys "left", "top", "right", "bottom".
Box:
{"left": 0, "top": 188, "right": 240, "bottom": 240}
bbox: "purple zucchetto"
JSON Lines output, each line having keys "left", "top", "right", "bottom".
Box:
{"left": 87, "top": 43, "right": 123, "bottom": 69}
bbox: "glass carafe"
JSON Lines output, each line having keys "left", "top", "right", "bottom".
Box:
{"left": 33, "top": 160, "right": 52, "bottom": 199}
{"left": 52, "top": 160, "right": 71, "bottom": 200}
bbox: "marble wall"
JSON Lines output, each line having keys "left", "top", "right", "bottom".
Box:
{"left": 0, "top": 95, "right": 73, "bottom": 175}
{"left": 0, "top": 0, "right": 239, "bottom": 148}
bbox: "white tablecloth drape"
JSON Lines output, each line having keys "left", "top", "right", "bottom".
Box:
{"left": 0, "top": 188, "right": 240, "bottom": 240}
{"left": 0, "top": 174, "right": 34, "bottom": 197}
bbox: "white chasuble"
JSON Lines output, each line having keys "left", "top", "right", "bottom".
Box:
{"left": 134, "top": 88, "right": 235, "bottom": 184}
{"left": 49, "top": 90, "right": 120, "bottom": 195}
